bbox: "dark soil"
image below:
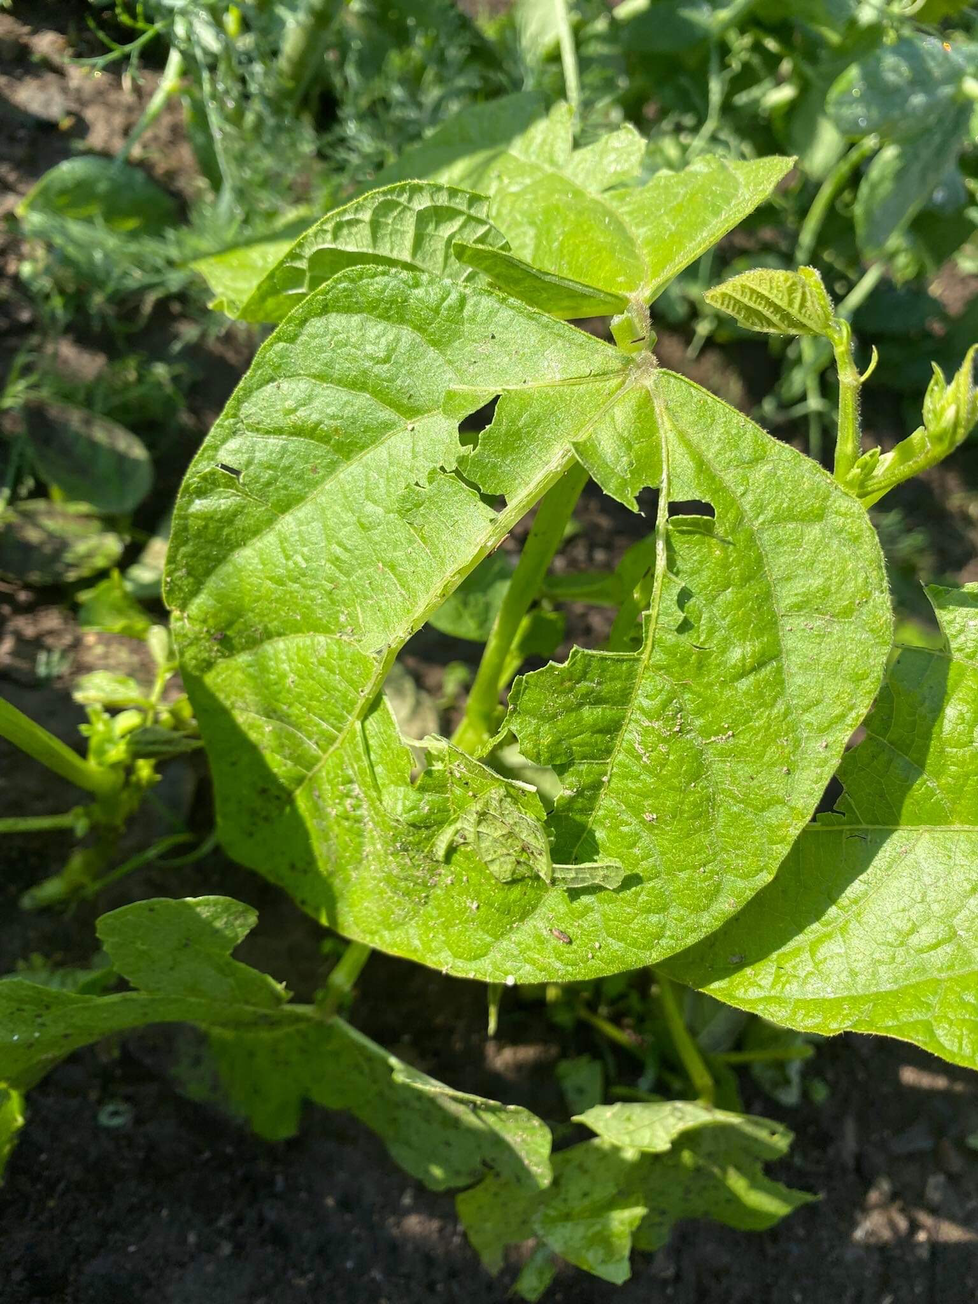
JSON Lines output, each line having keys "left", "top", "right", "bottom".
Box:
{"left": 2, "top": 5, "right": 978, "bottom": 1303}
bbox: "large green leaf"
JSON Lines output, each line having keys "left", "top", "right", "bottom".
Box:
{"left": 457, "top": 1100, "right": 810, "bottom": 1288}
{"left": 164, "top": 262, "right": 890, "bottom": 982}
{"left": 0, "top": 501, "right": 124, "bottom": 587}
{"left": 0, "top": 897, "right": 551, "bottom": 1193}
{"left": 854, "top": 107, "right": 971, "bottom": 257}
{"left": 17, "top": 156, "right": 179, "bottom": 234}
{"left": 664, "top": 584, "right": 978, "bottom": 1072}
{"left": 377, "top": 95, "right": 791, "bottom": 307}
{"left": 827, "top": 34, "right": 972, "bottom": 140}
{"left": 25, "top": 401, "right": 153, "bottom": 514}
{"left": 503, "top": 369, "right": 890, "bottom": 964}
{"left": 216, "top": 183, "right": 510, "bottom": 324}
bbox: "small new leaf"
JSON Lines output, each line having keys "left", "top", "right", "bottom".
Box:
{"left": 705, "top": 267, "right": 834, "bottom": 337}
{"left": 843, "top": 345, "right": 978, "bottom": 506}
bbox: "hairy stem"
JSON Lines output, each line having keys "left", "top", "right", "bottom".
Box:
{"left": 453, "top": 461, "right": 589, "bottom": 754}
{"left": 318, "top": 939, "right": 372, "bottom": 1019}
{"left": 829, "top": 318, "right": 863, "bottom": 481}
{"left": 0, "top": 697, "right": 119, "bottom": 798}
{"left": 654, "top": 971, "right": 715, "bottom": 1105}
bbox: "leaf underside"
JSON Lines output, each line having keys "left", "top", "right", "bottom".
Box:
{"left": 164, "top": 262, "right": 891, "bottom": 983}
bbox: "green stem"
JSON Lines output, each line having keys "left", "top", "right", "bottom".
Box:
{"left": 553, "top": 0, "right": 581, "bottom": 124}
{"left": 116, "top": 44, "right": 185, "bottom": 165}
{"left": 655, "top": 971, "right": 715, "bottom": 1105}
{"left": 795, "top": 136, "right": 879, "bottom": 266}
{"left": 452, "top": 461, "right": 589, "bottom": 754}
{"left": 276, "top": 0, "right": 338, "bottom": 109}
{"left": 836, "top": 260, "right": 886, "bottom": 321}
{"left": 0, "top": 811, "right": 82, "bottom": 833}
{"left": 577, "top": 1002, "right": 647, "bottom": 1061}
{"left": 77, "top": 832, "right": 197, "bottom": 900}
{"left": 801, "top": 337, "right": 824, "bottom": 463}
{"left": 317, "top": 939, "right": 372, "bottom": 1019}
{"left": 0, "top": 697, "right": 119, "bottom": 798}
{"left": 829, "top": 318, "right": 863, "bottom": 481}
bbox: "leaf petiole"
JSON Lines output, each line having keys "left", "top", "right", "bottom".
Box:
{"left": 654, "top": 971, "right": 716, "bottom": 1106}
{"left": 452, "top": 461, "right": 590, "bottom": 754}
{"left": 0, "top": 696, "right": 120, "bottom": 799}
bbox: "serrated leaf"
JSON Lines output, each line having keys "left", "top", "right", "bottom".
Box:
{"left": 854, "top": 107, "right": 970, "bottom": 256}
{"left": 164, "top": 266, "right": 891, "bottom": 982}
{"left": 705, "top": 267, "right": 834, "bottom": 337}
{"left": 0, "top": 896, "right": 551, "bottom": 1194}
{"left": 17, "top": 156, "right": 178, "bottom": 234}
{"left": 664, "top": 583, "right": 978, "bottom": 1072}
{"left": 0, "top": 501, "right": 124, "bottom": 587}
{"left": 377, "top": 97, "right": 791, "bottom": 305}
{"left": 224, "top": 183, "right": 510, "bottom": 324}
{"left": 827, "top": 34, "right": 970, "bottom": 140}
{"left": 25, "top": 402, "right": 153, "bottom": 515}
{"left": 457, "top": 1100, "right": 810, "bottom": 1287}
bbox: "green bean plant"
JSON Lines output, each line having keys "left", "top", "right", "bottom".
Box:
{"left": 3, "top": 100, "right": 978, "bottom": 1296}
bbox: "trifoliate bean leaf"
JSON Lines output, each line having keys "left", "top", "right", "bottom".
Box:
{"left": 377, "top": 95, "right": 792, "bottom": 306}
{"left": 25, "top": 402, "right": 152, "bottom": 515}
{"left": 0, "top": 501, "right": 124, "bottom": 587}
{"left": 164, "top": 261, "right": 891, "bottom": 982}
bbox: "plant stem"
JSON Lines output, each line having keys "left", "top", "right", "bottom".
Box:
{"left": 836, "top": 260, "right": 886, "bottom": 322}
{"left": 452, "top": 461, "right": 589, "bottom": 754}
{"left": 317, "top": 939, "right": 372, "bottom": 1019}
{"left": 553, "top": 0, "right": 581, "bottom": 124}
{"left": 276, "top": 0, "right": 338, "bottom": 110}
{"left": 116, "top": 43, "right": 185, "bottom": 165}
{"left": 654, "top": 971, "right": 715, "bottom": 1105}
{"left": 0, "top": 811, "right": 81, "bottom": 833}
{"left": 829, "top": 318, "right": 862, "bottom": 481}
{"left": 0, "top": 697, "right": 119, "bottom": 797}
{"left": 795, "top": 136, "right": 878, "bottom": 266}
{"left": 576, "top": 1001, "right": 647, "bottom": 1061}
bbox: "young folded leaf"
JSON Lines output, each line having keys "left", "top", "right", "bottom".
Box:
{"left": 0, "top": 896, "right": 551, "bottom": 1194}
{"left": 457, "top": 1099, "right": 811, "bottom": 1291}
{"left": 842, "top": 346, "right": 978, "bottom": 506}
{"left": 704, "top": 266, "right": 834, "bottom": 337}
{"left": 664, "top": 583, "right": 978, "bottom": 1073}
